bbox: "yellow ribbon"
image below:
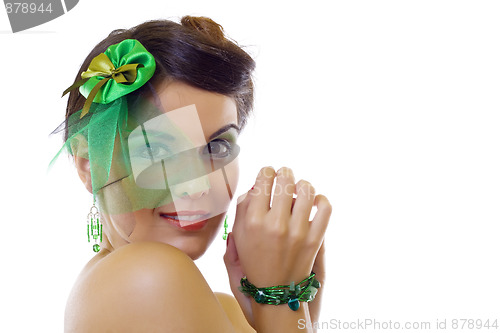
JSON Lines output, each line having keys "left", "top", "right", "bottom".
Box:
{"left": 62, "top": 53, "right": 143, "bottom": 118}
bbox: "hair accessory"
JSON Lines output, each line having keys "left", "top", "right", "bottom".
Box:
{"left": 222, "top": 215, "right": 229, "bottom": 240}
{"left": 87, "top": 197, "right": 102, "bottom": 252}
{"left": 62, "top": 39, "right": 156, "bottom": 118}
{"left": 51, "top": 39, "right": 156, "bottom": 195}
{"left": 239, "top": 272, "right": 321, "bottom": 311}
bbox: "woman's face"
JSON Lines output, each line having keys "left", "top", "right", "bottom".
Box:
{"left": 98, "top": 80, "right": 239, "bottom": 259}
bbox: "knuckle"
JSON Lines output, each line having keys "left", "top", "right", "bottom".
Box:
{"left": 262, "top": 181, "right": 274, "bottom": 194}
{"left": 246, "top": 214, "right": 263, "bottom": 230}
{"left": 269, "top": 208, "right": 287, "bottom": 225}
{"left": 289, "top": 231, "right": 307, "bottom": 247}
{"left": 265, "top": 213, "right": 288, "bottom": 238}
{"left": 273, "top": 182, "right": 294, "bottom": 197}
{"left": 284, "top": 182, "right": 296, "bottom": 196}
{"left": 269, "top": 224, "right": 287, "bottom": 240}
{"left": 325, "top": 203, "right": 333, "bottom": 216}
{"left": 317, "top": 195, "right": 333, "bottom": 214}
{"left": 246, "top": 222, "right": 260, "bottom": 234}
{"left": 297, "top": 180, "right": 315, "bottom": 198}
{"left": 236, "top": 192, "right": 248, "bottom": 205}
{"left": 303, "top": 238, "right": 319, "bottom": 252}
{"left": 249, "top": 185, "right": 262, "bottom": 196}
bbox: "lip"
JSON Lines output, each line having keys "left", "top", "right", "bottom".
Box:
{"left": 160, "top": 211, "right": 210, "bottom": 231}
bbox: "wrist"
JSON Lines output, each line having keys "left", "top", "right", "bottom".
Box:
{"left": 252, "top": 301, "right": 313, "bottom": 333}
{"left": 239, "top": 272, "right": 320, "bottom": 311}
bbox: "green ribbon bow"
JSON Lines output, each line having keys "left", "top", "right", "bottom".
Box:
{"left": 62, "top": 39, "right": 156, "bottom": 118}
{"left": 52, "top": 39, "right": 156, "bottom": 195}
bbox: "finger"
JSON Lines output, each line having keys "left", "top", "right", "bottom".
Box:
{"left": 309, "top": 240, "right": 325, "bottom": 324}
{"left": 312, "top": 240, "right": 326, "bottom": 278}
{"left": 247, "top": 166, "right": 275, "bottom": 213}
{"left": 270, "top": 167, "right": 295, "bottom": 213}
{"left": 236, "top": 191, "right": 249, "bottom": 206}
{"left": 223, "top": 232, "right": 244, "bottom": 295}
{"left": 310, "top": 194, "right": 332, "bottom": 238}
{"left": 232, "top": 190, "right": 251, "bottom": 232}
{"left": 223, "top": 233, "right": 253, "bottom": 323}
{"left": 223, "top": 233, "right": 242, "bottom": 279}
{"left": 291, "top": 179, "right": 316, "bottom": 225}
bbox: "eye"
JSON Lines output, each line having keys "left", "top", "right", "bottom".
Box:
{"left": 203, "top": 139, "right": 232, "bottom": 158}
{"left": 136, "top": 143, "right": 172, "bottom": 160}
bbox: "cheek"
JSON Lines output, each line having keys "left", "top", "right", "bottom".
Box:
{"left": 226, "top": 158, "right": 239, "bottom": 196}
{"left": 200, "top": 158, "right": 239, "bottom": 217}
{"left": 209, "top": 158, "right": 239, "bottom": 199}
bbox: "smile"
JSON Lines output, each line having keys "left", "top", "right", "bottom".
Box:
{"left": 162, "top": 214, "right": 207, "bottom": 222}
{"left": 160, "top": 211, "right": 210, "bottom": 231}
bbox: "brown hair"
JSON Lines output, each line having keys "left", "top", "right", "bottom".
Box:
{"left": 64, "top": 16, "right": 255, "bottom": 140}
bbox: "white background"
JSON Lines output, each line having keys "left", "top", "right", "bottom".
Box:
{"left": 1, "top": 1, "right": 499, "bottom": 332}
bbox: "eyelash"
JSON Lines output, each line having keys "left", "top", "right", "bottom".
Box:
{"left": 136, "top": 142, "right": 172, "bottom": 160}
{"left": 134, "top": 139, "right": 234, "bottom": 160}
{"left": 202, "top": 139, "right": 233, "bottom": 159}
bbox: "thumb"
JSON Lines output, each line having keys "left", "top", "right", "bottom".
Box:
{"left": 223, "top": 232, "right": 244, "bottom": 290}
{"left": 223, "top": 232, "right": 254, "bottom": 327}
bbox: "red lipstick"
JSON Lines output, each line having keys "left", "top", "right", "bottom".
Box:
{"left": 160, "top": 211, "right": 210, "bottom": 231}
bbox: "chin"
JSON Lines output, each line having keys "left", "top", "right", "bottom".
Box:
{"left": 177, "top": 240, "right": 211, "bottom": 260}
{"left": 186, "top": 248, "right": 207, "bottom": 261}
{"left": 128, "top": 214, "right": 223, "bottom": 260}
{"left": 176, "top": 214, "right": 223, "bottom": 260}
{"left": 165, "top": 228, "right": 218, "bottom": 261}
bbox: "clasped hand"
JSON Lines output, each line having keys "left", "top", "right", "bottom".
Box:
{"left": 224, "top": 166, "right": 332, "bottom": 327}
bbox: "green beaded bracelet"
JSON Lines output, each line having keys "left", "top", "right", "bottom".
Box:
{"left": 238, "top": 272, "right": 321, "bottom": 311}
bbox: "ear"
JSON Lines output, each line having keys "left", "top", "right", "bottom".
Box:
{"left": 70, "top": 133, "right": 92, "bottom": 194}
{"left": 74, "top": 155, "right": 93, "bottom": 194}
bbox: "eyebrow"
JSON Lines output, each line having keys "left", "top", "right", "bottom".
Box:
{"left": 208, "top": 123, "right": 240, "bottom": 140}
{"left": 144, "top": 130, "right": 175, "bottom": 141}
{"left": 133, "top": 125, "right": 175, "bottom": 142}
{"left": 132, "top": 123, "right": 239, "bottom": 142}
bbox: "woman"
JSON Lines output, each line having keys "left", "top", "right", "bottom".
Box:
{"left": 59, "top": 16, "right": 331, "bottom": 332}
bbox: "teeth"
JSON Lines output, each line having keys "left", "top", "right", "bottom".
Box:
{"left": 163, "top": 214, "right": 205, "bottom": 222}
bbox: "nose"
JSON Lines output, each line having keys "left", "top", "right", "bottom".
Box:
{"left": 171, "top": 175, "right": 210, "bottom": 199}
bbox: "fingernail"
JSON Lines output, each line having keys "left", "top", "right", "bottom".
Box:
{"left": 258, "top": 166, "right": 274, "bottom": 178}
{"left": 277, "top": 167, "right": 292, "bottom": 178}
{"left": 263, "top": 167, "right": 274, "bottom": 178}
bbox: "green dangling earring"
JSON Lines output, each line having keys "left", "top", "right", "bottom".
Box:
{"left": 87, "top": 197, "right": 102, "bottom": 252}
{"left": 222, "top": 215, "right": 229, "bottom": 241}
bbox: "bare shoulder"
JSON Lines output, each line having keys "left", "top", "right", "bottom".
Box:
{"left": 215, "top": 293, "right": 256, "bottom": 333}
{"left": 65, "top": 242, "right": 234, "bottom": 333}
